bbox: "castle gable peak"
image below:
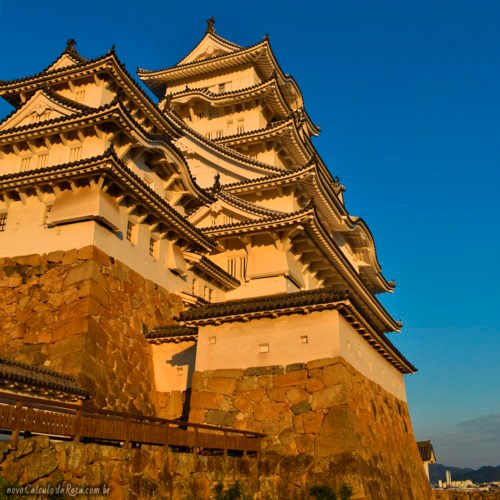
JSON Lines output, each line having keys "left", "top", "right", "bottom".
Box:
{"left": 0, "top": 89, "right": 87, "bottom": 132}
{"left": 177, "top": 31, "right": 242, "bottom": 66}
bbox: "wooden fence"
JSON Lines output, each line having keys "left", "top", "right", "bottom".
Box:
{"left": 0, "top": 391, "right": 263, "bottom": 456}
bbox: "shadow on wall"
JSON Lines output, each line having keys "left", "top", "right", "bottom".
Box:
{"left": 170, "top": 344, "right": 197, "bottom": 420}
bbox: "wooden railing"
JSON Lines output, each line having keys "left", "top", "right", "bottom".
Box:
{"left": 0, "top": 392, "right": 263, "bottom": 456}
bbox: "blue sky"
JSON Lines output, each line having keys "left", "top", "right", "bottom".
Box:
{"left": 1, "top": 0, "right": 498, "bottom": 468}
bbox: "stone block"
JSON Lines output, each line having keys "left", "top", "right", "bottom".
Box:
{"left": 13, "top": 254, "right": 41, "bottom": 266}
{"left": 306, "top": 357, "right": 343, "bottom": 370}
{"left": 235, "top": 378, "right": 256, "bottom": 392}
{"left": 233, "top": 394, "right": 253, "bottom": 413}
{"left": 296, "top": 434, "right": 315, "bottom": 454}
{"left": 64, "top": 260, "right": 101, "bottom": 287}
{"left": 61, "top": 249, "right": 79, "bottom": 265}
{"left": 245, "top": 387, "right": 266, "bottom": 403}
{"left": 77, "top": 246, "right": 95, "bottom": 260}
{"left": 323, "top": 362, "right": 353, "bottom": 388}
{"left": 257, "top": 375, "right": 273, "bottom": 389}
{"left": 278, "top": 427, "right": 295, "bottom": 446}
{"left": 286, "top": 386, "right": 309, "bottom": 405}
{"left": 244, "top": 365, "right": 284, "bottom": 376}
{"left": 191, "top": 372, "right": 204, "bottom": 390}
{"left": 205, "top": 409, "right": 237, "bottom": 427}
{"left": 254, "top": 402, "right": 289, "bottom": 423}
{"left": 286, "top": 362, "right": 306, "bottom": 372}
{"left": 292, "top": 415, "right": 304, "bottom": 434}
{"left": 268, "top": 387, "right": 287, "bottom": 402}
{"left": 190, "top": 391, "right": 223, "bottom": 410}
{"left": 306, "top": 378, "right": 325, "bottom": 392}
{"left": 207, "top": 377, "right": 236, "bottom": 395}
{"left": 212, "top": 368, "right": 244, "bottom": 378}
{"left": 311, "top": 384, "right": 347, "bottom": 410}
{"left": 302, "top": 412, "right": 324, "bottom": 434}
{"left": 0, "top": 275, "right": 22, "bottom": 287}
{"left": 273, "top": 370, "right": 308, "bottom": 388}
{"left": 291, "top": 400, "right": 311, "bottom": 415}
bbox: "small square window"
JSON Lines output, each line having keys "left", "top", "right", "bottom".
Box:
{"left": 176, "top": 367, "right": 184, "bottom": 376}
{"left": 126, "top": 221, "right": 135, "bottom": 242}
{"left": 301, "top": 336, "right": 308, "bottom": 344}
{"left": 209, "top": 336, "right": 216, "bottom": 345}
{"left": 259, "top": 343, "right": 269, "bottom": 353}
{"left": 218, "top": 83, "right": 226, "bottom": 93}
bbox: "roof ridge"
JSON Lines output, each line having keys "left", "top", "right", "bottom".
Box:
{"left": 201, "top": 204, "right": 313, "bottom": 232}
{"left": 217, "top": 190, "right": 287, "bottom": 217}
{"left": 213, "top": 116, "right": 293, "bottom": 143}
{"left": 138, "top": 39, "right": 267, "bottom": 76}
{"left": 0, "top": 356, "right": 80, "bottom": 382}
{"left": 165, "top": 108, "right": 285, "bottom": 173}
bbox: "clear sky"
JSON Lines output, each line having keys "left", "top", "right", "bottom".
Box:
{"left": 0, "top": 0, "right": 498, "bottom": 469}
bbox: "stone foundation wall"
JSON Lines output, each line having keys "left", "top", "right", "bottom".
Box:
{"left": 0, "top": 247, "right": 182, "bottom": 414}
{"left": 189, "top": 357, "right": 432, "bottom": 500}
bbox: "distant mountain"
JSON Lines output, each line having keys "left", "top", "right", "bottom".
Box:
{"left": 430, "top": 464, "right": 500, "bottom": 483}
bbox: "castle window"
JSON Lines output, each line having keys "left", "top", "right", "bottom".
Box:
{"left": 41, "top": 110, "right": 51, "bottom": 121}
{"left": 204, "top": 286, "right": 214, "bottom": 302}
{"left": 69, "top": 146, "right": 82, "bottom": 162}
{"left": 218, "top": 83, "right": 226, "bottom": 93}
{"left": 43, "top": 205, "right": 52, "bottom": 225}
{"left": 196, "top": 112, "right": 205, "bottom": 120}
{"left": 236, "top": 119, "right": 244, "bottom": 134}
{"left": 191, "top": 278, "right": 198, "bottom": 295}
{"left": 227, "top": 255, "right": 247, "bottom": 280}
{"left": 209, "top": 336, "right": 216, "bottom": 345}
{"left": 301, "top": 335, "right": 308, "bottom": 344}
{"left": 0, "top": 213, "right": 7, "bottom": 232}
{"left": 205, "top": 131, "right": 212, "bottom": 139}
{"left": 259, "top": 343, "right": 269, "bottom": 353}
{"left": 215, "top": 130, "right": 223, "bottom": 139}
{"left": 235, "top": 104, "right": 243, "bottom": 113}
{"left": 38, "top": 154, "right": 48, "bottom": 168}
{"left": 75, "top": 90, "right": 85, "bottom": 102}
{"left": 126, "top": 221, "right": 136, "bottom": 244}
{"left": 20, "top": 157, "right": 32, "bottom": 171}
{"left": 149, "top": 237, "right": 157, "bottom": 257}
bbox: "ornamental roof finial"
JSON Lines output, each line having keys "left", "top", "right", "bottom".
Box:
{"left": 66, "top": 39, "right": 77, "bottom": 52}
{"left": 206, "top": 16, "right": 215, "bottom": 34}
{"left": 212, "top": 173, "right": 222, "bottom": 193}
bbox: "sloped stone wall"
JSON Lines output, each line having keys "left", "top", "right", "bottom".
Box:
{"left": 0, "top": 247, "right": 182, "bottom": 414}
{"left": 189, "top": 357, "right": 432, "bottom": 500}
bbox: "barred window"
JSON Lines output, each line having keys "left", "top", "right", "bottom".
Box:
{"left": 126, "top": 221, "right": 135, "bottom": 242}
{"left": 20, "top": 157, "right": 32, "bottom": 171}
{"left": 38, "top": 154, "right": 48, "bottom": 168}
{"left": 0, "top": 213, "right": 7, "bottom": 232}
{"left": 69, "top": 146, "right": 82, "bottom": 162}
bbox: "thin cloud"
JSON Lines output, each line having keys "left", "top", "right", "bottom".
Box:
{"left": 458, "top": 414, "right": 500, "bottom": 438}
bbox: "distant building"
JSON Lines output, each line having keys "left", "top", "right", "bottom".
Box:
{"left": 446, "top": 470, "right": 452, "bottom": 483}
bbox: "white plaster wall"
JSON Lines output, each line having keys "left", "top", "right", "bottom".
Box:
{"left": 0, "top": 195, "right": 193, "bottom": 295}
{"left": 337, "top": 315, "right": 406, "bottom": 401}
{"left": 169, "top": 66, "right": 260, "bottom": 95}
{"left": 195, "top": 310, "right": 340, "bottom": 373}
{"left": 0, "top": 197, "right": 94, "bottom": 256}
{"left": 152, "top": 341, "right": 197, "bottom": 392}
{"left": 194, "top": 310, "right": 407, "bottom": 401}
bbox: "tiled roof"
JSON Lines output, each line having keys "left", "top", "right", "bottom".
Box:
{"left": 179, "top": 287, "right": 350, "bottom": 322}
{"left": 0, "top": 148, "right": 216, "bottom": 251}
{"left": 0, "top": 357, "right": 89, "bottom": 398}
{"left": 417, "top": 441, "right": 435, "bottom": 462}
{"left": 145, "top": 325, "right": 198, "bottom": 342}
